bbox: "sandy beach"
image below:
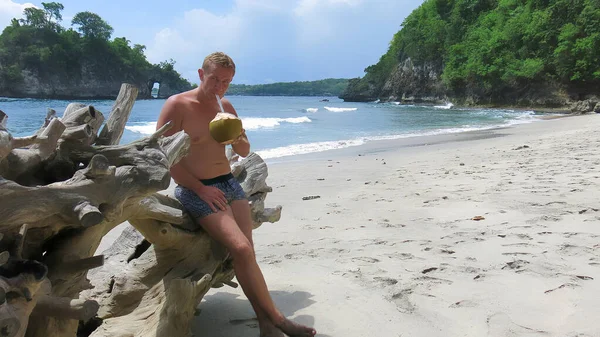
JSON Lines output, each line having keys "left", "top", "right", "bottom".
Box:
{"left": 98, "top": 113, "right": 600, "bottom": 337}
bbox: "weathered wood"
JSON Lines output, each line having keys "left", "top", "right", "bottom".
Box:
{"left": 0, "top": 117, "right": 11, "bottom": 161}
{"left": 9, "top": 137, "right": 40, "bottom": 151}
{"left": 19, "top": 125, "right": 191, "bottom": 337}
{"left": 0, "top": 301, "right": 20, "bottom": 337}
{"left": 0, "top": 112, "right": 42, "bottom": 161}
{"left": 61, "top": 124, "right": 92, "bottom": 142}
{"left": 81, "top": 152, "right": 281, "bottom": 337}
{"left": 31, "top": 296, "right": 99, "bottom": 321}
{"left": 61, "top": 105, "right": 101, "bottom": 129}
{"left": 0, "top": 252, "right": 9, "bottom": 267}
{"left": 0, "top": 85, "right": 282, "bottom": 337}
{"left": 96, "top": 84, "right": 138, "bottom": 146}
{"left": 34, "top": 109, "right": 57, "bottom": 135}
{"left": 0, "top": 118, "right": 65, "bottom": 183}
{"left": 51, "top": 256, "right": 104, "bottom": 276}
{"left": 0, "top": 125, "right": 190, "bottom": 231}
{"left": 0, "top": 262, "right": 48, "bottom": 337}
{"left": 13, "top": 225, "right": 28, "bottom": 260}
{"left": 89, "top": 276, "right": 212, "bottom": 337}
{"left": 60, "top": 105, "right": 104, "bottom": 146}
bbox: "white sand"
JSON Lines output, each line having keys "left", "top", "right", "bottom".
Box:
{"left": 102, "top": 114, "right": 600, "bottom": 336}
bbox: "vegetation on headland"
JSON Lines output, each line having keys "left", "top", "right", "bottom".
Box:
{"left": 342, "top": 0, "right": 600, "bottom": 107}
{"left": 0, "top": 2, "right": 193, "bottom": 98}
{"left": 227, "top": 78, "right": 349, "bottom": 96}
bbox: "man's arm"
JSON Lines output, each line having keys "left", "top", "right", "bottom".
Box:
{"left": 222, "top": 98, "right": 250, "bottom": 157}
{"left": 156, "top": 97, "right": 206, "bottom": 193}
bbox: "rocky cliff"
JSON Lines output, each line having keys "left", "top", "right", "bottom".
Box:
{"left": 340, "top": 57, "right": 599, "bottom": 113}
{"left": 339, "top": 0, "right": 600, "bottom": 113}
{"left": 339, "top": 58, "right": 447, "bottom": 104}
{"left": 378, "top": 58, "right": 446, "bottom": 103}
{"left": 0, "top": 68, "right": 193, "bottom": 100}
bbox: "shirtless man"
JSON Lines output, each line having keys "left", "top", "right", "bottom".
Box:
{"left": 156, "top": 52, "right": 316, "bottom": 337}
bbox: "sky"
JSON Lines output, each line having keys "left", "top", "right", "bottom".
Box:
{"left": 0, "top": 0, "right": 424, "bottom": 85}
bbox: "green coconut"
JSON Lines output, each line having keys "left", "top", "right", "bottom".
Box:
{"left": 209, "top": 112, "right": 243, "bottom": 144}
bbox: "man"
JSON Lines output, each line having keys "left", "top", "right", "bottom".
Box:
{"left": 156, "top": 52, "right": 316, "bottom": 337}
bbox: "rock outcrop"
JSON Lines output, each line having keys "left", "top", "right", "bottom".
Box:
{"left": 379, "top": 59, "right": 446, "bottom": 103}
{"left": 569, "top": 97, "right": 600, "bottom": 114}
{"left": 339, "top": 58, "right": 446, "bottom": 104}
{"left": 0, "top": 68, "right": 193, "bottom": 100}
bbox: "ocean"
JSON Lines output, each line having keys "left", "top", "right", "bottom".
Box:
{"left": 1, "top": 95, "right": 554, "bottom": 161}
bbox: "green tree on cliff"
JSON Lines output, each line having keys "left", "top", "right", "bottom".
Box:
{"left": 0, "top": 3, "right": 192, "bottom": 97}
{"left": 344, "top": 0, "right": 600, "bottom": 104}
{"left": 72, "top": 11, "right": 113, "bottom": 40}
{"left": 42, "top": 2, "right": 65, "bottom": 24}
{"left": 19, "top": 8, "right": 47, "bottom": 28}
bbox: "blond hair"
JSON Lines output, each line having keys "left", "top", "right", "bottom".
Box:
{"left": 202, "top": 52, "right": 236, "bottom": 75}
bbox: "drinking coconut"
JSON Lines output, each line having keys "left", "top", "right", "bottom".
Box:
{"left": 209, "top": 112, "right": 243, "bottom": 144}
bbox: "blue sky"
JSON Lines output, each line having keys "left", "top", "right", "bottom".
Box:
{"left": 1, "top": 0, "right": 424, "bottom": 85}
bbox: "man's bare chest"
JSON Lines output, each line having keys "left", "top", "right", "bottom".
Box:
{"left": 181, "top": 114, "right": 216, "bottom": 145}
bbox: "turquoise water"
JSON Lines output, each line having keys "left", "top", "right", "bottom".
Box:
{"left": 1, "top": 96, "right": 549, "bottom": 159}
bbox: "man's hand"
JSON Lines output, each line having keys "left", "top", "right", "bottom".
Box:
{"left": 220, "top": 128, "right": 246, "bottom": 145}
{"left": 231, "top": 128, "right": 246, "bottom": 145}
{"left": 195, "top": 185, "right": 228, "bottom": 212}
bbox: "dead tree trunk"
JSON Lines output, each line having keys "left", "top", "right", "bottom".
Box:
{"left": 0, "top": 83, "right": 282, "bottom": 337}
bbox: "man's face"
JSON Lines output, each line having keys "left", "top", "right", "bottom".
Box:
{"left": 200, "top": 64, "right": 234, "bottom": 97}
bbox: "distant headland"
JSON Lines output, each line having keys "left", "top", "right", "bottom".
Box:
{"left": 339, "top": 0, "right": 600, "bottom": 114}
{"left": 226, "top": 79, "right": 348, "bottom": 97}
{"left": 0, "top": 3, "right": 194, "bottom": 99}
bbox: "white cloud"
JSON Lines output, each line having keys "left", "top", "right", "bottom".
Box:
{"left": 0, "top": 0, "right": 36, "bottom": 29}
{"left": 146, "top": 8, "right": 243, "bottom": 83}
{"left": 146, "top": 0, "right": 423, "bottom": 84}
{"left": 294, "top": 0, "right": 363, "bottom": 17}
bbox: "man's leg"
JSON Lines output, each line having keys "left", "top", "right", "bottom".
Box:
{"left": 230, "top": 199, "right": 281, "bottom": 336}
{"left": 231, "top": 199, "right": 254, "bottom": 247}
{"left": 198, "top": 206, "right": 315, "bottom": 337}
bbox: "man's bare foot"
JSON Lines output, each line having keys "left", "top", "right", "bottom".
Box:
{"left": 259, "top": 320, "right": 285, "bottom": 337}
{"left": 274, "top": 318, "right": 316, "bottom": 337}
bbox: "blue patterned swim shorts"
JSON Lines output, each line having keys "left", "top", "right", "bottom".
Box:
{"left": 174, "top": 172, "right": 247, "bottom": 219}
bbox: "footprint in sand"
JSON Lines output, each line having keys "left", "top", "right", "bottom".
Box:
{"left": 544, "top": 283, "right": 580, "bottom": 294}
{"left": 449, "top": 300, "right": 477, "bottom": 308}
{"left": 557, "top": 244, "right": 594, "bottom": 256}
{"left": 502, "top": 243, "right": 536, "bottom": 248}
{"left": 390, "top": 288, "right": 416, "bottom": 314}
{"left": 373, "top": 277, "right": 398, "bottom": 286}
{"left": 487, "top": 312, "right": 547, "bottom": 336}
{"left": 261, "top": 254, "right": 282, "bottom": 265}
{"left": 502, "top": 260, "right": 530, "bottom": 270}
{"left": 284, "top": 253, "right": 302, "bottom": 260}
{"left": 352, "top": 256, "right": 380, "bottom": 263}
{"left": 413, "top": 275, "right": 453, "bottom": 291}
{"left": 501, "top": 252, "right": 534, "bottom": 256}
{"left": 229, "top": 317, "right": 259, "bottom": 328}
{"left": 385, "top": 252, "right": 420, "bottom": 260}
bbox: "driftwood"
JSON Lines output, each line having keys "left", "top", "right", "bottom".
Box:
{"left": 0, "top": 83, "right": 282, "bottom": 337}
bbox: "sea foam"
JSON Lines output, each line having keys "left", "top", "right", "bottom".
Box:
{"left": 324, "top": 107, "right": 358, "bottom": 112}
{"left": 242, "top": 116, "right": 311, "bottom": 130}
{"left": 434, "top": 102, "right": 454, "bottom": 109}
{"left": 125, "top": 122, "right": 157, "bottom": 134}
{"left": 256, "top": 139, "right": 366, "bottom": 159}
{"left": 256, "top": 115, "right": 541, "bottom": 160}
{"left": 125, "top": 116, "right": 312, "bottom": 135}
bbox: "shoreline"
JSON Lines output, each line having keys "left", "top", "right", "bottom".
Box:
{"left": 262, "top": 112, "right": 576, "bottom": 167}
{"left": 0, "top": 94, "right": 585, "bottom": 113}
